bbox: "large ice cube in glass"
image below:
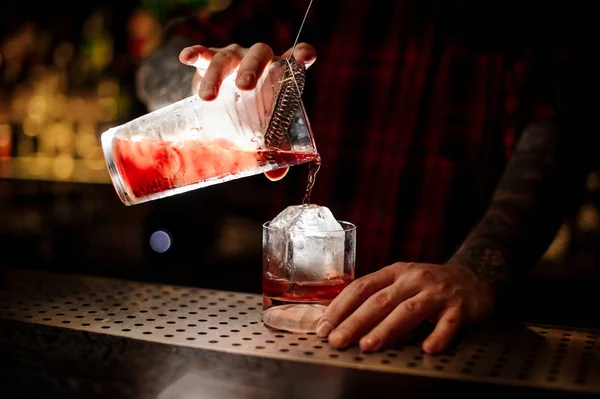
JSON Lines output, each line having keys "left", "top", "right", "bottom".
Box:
{"left": 269, "top": 204, "right": 345, "bottom": 281}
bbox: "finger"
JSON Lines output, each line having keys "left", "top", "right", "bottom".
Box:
{"left": 281, "top": 42, "right": 317, "bottom": 68}
{"left": 358, "top": 291, "right": 442, "bottom": 352}
{"left": 264, "top": 167, "right": 289, "bottom": 181}
{"left": 191, "top": 72, "right": 202, "bottom": 96}
{"left": 324, "top": 263, "right": 431, "bottom": 345}
{"left": 179, "top": 45, "right": 216, "bottom": 69}
{"left": 421, "top": 306, "right": 463, "bottom": 354}
{"left": 326, "top": 281, "right": 420, "bottom": 348}
{"left": 316, "top": 266, "right": 396, "bottom": 338}
{"left": 199, "top": 46, "right": 245, "bottom": 101}
{"left": 235, "top": 42, "right": 274, "bottom": 90}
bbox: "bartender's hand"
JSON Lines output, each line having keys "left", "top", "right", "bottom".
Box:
{"left": 179, "top": 42, "right": 316, "bottom": 101}
{"left": 316, "top": 262, "right": 495, "bottom": 354}
{"left": 178, "top": 42, "right": 317, "bottom": 181}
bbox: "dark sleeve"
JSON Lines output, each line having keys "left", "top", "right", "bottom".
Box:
{"left": 448, "top": 25, "right": 593, "bottom": 292}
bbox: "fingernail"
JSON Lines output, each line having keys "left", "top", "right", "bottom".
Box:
{"left": 329, "top": 329, "right": 349, "bottom": 346}
{"left": 360, "top": 336, "right": 379, "bottom": 351}
{"left": 180, "top": 48, "right": 197, "bottom": 64}
{"left": 316, "top": 320, "right": 332, "bottom": 337}
{"left": 237, "top": 71, "right": 255, "bottom": 88}
{"left": 201, "top": 83, "right": 215, "bottom": 99}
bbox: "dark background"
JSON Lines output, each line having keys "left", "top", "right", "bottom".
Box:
{"left": 1, "top": 0, "right": 599, "bottom": 327}
{"left": 0, "top": 0, "right": 284, "bottom": 293}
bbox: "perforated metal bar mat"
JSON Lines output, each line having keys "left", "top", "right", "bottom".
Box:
{"left": 1, "top": 270, "right": 598, "bottom": 395}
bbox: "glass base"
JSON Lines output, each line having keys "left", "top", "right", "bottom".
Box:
{"left": 262, "top": 298, "right": 327, "bottom": 334}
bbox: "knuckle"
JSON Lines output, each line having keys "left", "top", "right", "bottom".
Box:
{"left": 214, "top": 50, "right": 236, "bottom": 62}
{"left": 387, "top": 262, "right": 405, "bottom": 276}
{"left": 253, "top": 42, "right": 273, "bottom": 55}
{"left": 350, "top": 279, "right": 371, "bottom": 296}
{"left": 413, "top": 268, "right": 434, "bottom": 282}
{"left": 402, "top": 299, "right": 421, "bottom": 313}
{"left": 228, "top": 43, "right": 242, "bottom": 52}
{"left": 433, "top": 282, "right": 451, "bottom": 294}
{"left": 373, "top": 291, "right": 394, "bottom": 309}
{"left": 389, "top": 262, "right": 404, "bottom": 270}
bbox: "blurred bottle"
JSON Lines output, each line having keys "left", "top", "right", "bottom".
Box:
{"left": 0, "top": 123, "right": 12, "bottom": 160}
{"left": 127, "top": 8, "right": 163, "bottom": 61}
{"left": 79, "top": 11, "right": 114, "bottom": 81}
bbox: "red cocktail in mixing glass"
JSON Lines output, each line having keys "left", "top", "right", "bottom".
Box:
{"left": 101, "top": 58, "right": 318, "bottom": 206}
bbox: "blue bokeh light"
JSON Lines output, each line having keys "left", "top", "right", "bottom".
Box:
{"left": 149, "top": 230, "right": 172, "bottom": 253}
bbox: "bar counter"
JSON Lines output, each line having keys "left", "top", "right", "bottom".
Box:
{"left": 1, "top": 268, "right": 598, "bottom": 398}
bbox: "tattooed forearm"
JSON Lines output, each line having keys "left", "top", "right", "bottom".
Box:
{"left": 449, "top": 120, "right": 574, "bottom": 289}
{"left": 136, "top": 35, "right": 197, "bottom": 111}
{"left": 451, "top": 244, "right": 509, "bottom": 285}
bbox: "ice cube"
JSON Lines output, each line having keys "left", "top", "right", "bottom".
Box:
{"left": 269, "top": 204, "right": 345, "bottom": 281}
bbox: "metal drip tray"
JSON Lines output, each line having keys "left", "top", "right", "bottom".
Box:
{"left": 0, "top": 270, "right": 599, "bottom": 395}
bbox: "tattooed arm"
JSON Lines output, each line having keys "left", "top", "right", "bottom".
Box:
{"left": 315, "top": 117, "right": 588, "bottom": 354}
{"left": 448, "top": 119, "right": 583, "bottom": 292}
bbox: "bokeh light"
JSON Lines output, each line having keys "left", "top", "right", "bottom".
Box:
{"left": 150, "top": 230, "right": 172, "bottom": 253}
